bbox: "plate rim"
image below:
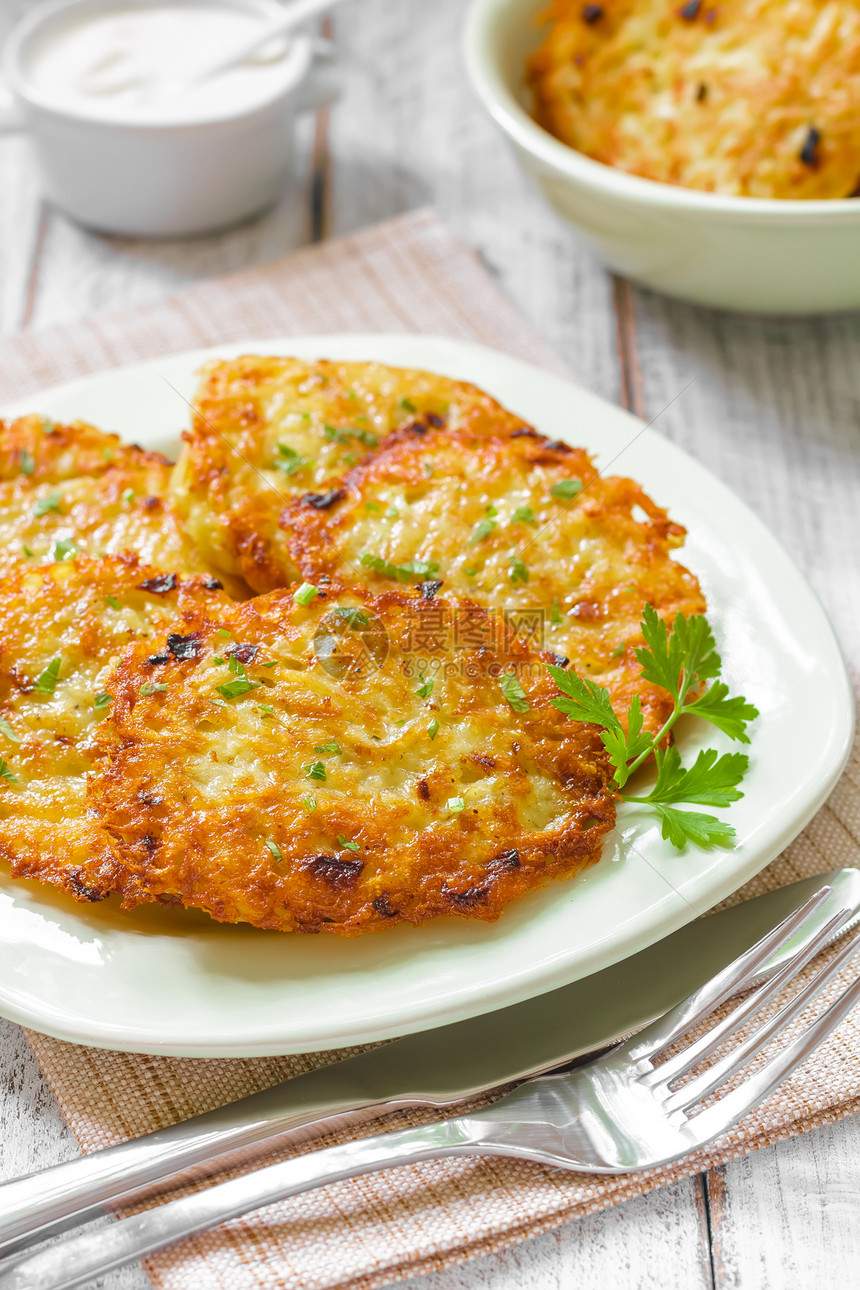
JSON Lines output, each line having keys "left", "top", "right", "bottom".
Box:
{"left": 1, "top": 332, "right": 854, "bottom": 1056}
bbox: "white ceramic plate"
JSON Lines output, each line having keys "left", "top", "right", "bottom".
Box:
{"left": 0, "top": 335, "right": 853, "bottom": 1056}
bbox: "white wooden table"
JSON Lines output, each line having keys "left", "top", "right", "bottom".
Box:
{"left": 2, "top": 1, "right": 860, "bottom": 1286}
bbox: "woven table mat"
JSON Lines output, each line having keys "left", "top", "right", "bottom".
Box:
{"left": 2, "top": 209, "right": 859, "bottom": 1290}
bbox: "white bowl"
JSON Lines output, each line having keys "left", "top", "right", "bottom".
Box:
{"left": 464, "top": 0, "right": 860, "bottom": 314}
{"left": 0, "top": 0, "right": 339, "bottom": 238}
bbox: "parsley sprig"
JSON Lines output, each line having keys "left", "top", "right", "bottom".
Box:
{"left": 548, "top": 606, "right": 758, "bottom": 850}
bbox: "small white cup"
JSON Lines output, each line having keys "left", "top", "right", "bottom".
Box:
{"left": 0, "top": 0, "right": 340, "bottom": 238}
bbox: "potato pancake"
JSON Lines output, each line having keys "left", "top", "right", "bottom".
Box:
{"left": 0, "top": 414, "right": 236, "bottom": 585}
{"left": 169, "top": 356, "right": 530, "bottom": 592}
{"left": 0, "top": 556, "right": 228, "bottom": 906}
{"left": 90, "top": 583, "right": 616, "bottom": 935}
{"left": 283, "top": 422, "right": 705, "bottom": 732}
{"left": 528, "top": 0, "right": 860, "bottom": 199}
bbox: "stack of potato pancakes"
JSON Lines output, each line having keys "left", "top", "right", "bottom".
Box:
{"left": 0, "top": 359, "right": 703, "bottom": 934}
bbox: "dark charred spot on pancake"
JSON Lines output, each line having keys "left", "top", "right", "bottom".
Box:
{"left": 419, "top": 580, "right": 444, "bottom": 601}
{"left": 404, "top": 420, "right": 427, "bottom": 436}
{"left": 471, "top": 754, "right": 497, "bottom": 771}
{"left": 226, "top": 642, "right": 258, "bottom": 665}
{"left": 490, "top": 848, "right": 521, "bottom": 871}
{"left": 137, "top": 572, "right": 179, "bottom": 595}
{"left": 167, "top": 632, "right": 203, "bottom": 661}
{"left": 138, "top": 791, "right": 163, "bottom": 807}
{"left": 549, "top": 653, "right": 570, "bottom": 667}
{"left": 372, "top": 895, "right": 398, "bottom": 918}
{"left": 202, "top": 575, "right": 223, "bottom": 590}
{"left": 582, "top": 3, "right": 603, "bottom": 22}
{"left": 416, "top": 778, "right": 431, "bottom": 801}
{"left": 156, "top": 892, "right": 182, "bottom": 906}
{"left": 147, "top": 653, "right": 170, "bottom": 666}
{"left": 141, "top": 495, "right": 162, "bottom": 512}
{"left": 679, "top": 0, "right": 701, "bottom": 17}
{"left": 426, "top": 413, "right": 445, "bottom": 428}
{"left": 800, "top": 127, "right": 821, "bottom": 169}
{"left": 442, "top": 884, "right": 488, "bottom": 908}
{"left": 543, "top": 439, "right": 572, "bottom": 453}
{"left": 511, "top": 427, "right": 538, "bottom": 439}
{"left": 68, "top": 871, "right": 109, "bottom": 902}
{"left": 306, "top": 853, "right": 364, "bottom": 888}
{"left": 142, "top": 834, "right": 158, "bottom": 853}
{"left": 301, "top": 489, "right": 345, "bottom": 510}
{"left": 54, "top": 734, "right": 73, "bottom": 745}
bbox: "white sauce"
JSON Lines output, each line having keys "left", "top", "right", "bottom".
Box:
{"left": 25, "top": 3, "right": 293, "bottom": 123}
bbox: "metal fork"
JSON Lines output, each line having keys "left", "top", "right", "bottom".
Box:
{"left": 3, "top": 890, "right": 859, "bottom": 1290}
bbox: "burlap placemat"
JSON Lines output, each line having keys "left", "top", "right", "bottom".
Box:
{"left": 3, "top": 209, "right": 859, "bottom": 1290}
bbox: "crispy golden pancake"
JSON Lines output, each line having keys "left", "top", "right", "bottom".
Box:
{"left": 169, "top": 357, "right": 531, "bottom": 592}
{"left": 0, "top": 555, "right": 229, "bottom": 906}
{"left": 283, "top": 422, "right": 705, "bottom": 731}
{"left": 0, "top": 414, "right": 241, "bottom": 589}
{"left": 529, "top": 0, "right": 860, "bottom": 199}
{"left": 90, "top": 584, "right": 616, "bottom": 934}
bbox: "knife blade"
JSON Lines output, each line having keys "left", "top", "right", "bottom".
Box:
{"left": 2, "top": 867, "right": 858, "bottom": 1256}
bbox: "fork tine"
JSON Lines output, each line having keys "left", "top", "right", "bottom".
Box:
{"left": 624, "top": 888, "right": 838, "bottom": 1063}
{"left": 666, "top": 926, "right": 860, "bottom": 1114}
{"left": 647, "top": 907, "right": 850, "bottom": 1089}
{"left": 690, "top": 930, "right": 860, "bottom": 1142}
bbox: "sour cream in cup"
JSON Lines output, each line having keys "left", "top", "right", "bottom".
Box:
{"left": 0, "top": 0, "right": 339, "bottom": 236}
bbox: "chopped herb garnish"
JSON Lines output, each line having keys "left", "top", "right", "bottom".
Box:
{"left": 314, "top": 741, "right": 342, "bottom": 755}
{"left": 121, "top": 488, "right": 134, "bottom": 503}
{"left": 261, "top": 659, "right": 279, "bottom": 668}
{"left": 549, "top": 479, "right": 583, "bottom": 501}
{"left": 464, "top": 567, "right": 477, "bottom": 577}
{"left": 93, "top": 691, "right": 113, "bottom": 711}
{"left": 304, "top": 761, "right": 327, "bottom": 781}
{"left": 423, "top": 461, "right": 434, "bottom": 477}
{"left": 549, "top": 605, "right": 759, "bottom": 850}
{"left": 257, "top": 703, "right": 275, "bottom": 717}
{"left": 447, "top": 796, "right": 466, "bottom": 814}
{"left": 500, "top": 672, "right": 530, "bottom": 713}
{"left": 211, "top": 656, "right": 227, "bottom": 666}
{"left": 399, "top": 397, "right": 417, "bottom": 413}
{"left": 293, "top": 582, "right": 319, "bottom": 607}
{"left": 140, "top": 682, "right": 169, "bottom": 696}
{"left": 341, "top": 452, "right": 359, "bottom": 466}
{"left": 338, "top": 835, "right": 360, "bottom": 852}
{"left": 508, "top": 554, "right": 529, "bottom": 584}
{"left": 486, "top": 503, "right": 499, "bottom": 518}
{"left": 551, "top": 599, "right": 563, "bottom": 626}
{"left": 512, "top": 505, "right": 536, "bottom": 525}
{"left": 365, "top": 501, "right": 382, "bottom": 513}
{"left": 360, "top": 553, "right": 440, "bottom": 582}
{"left": 323, "top": 424, "right": 378, "bottom": 447}
{"left": 333, "top": 606, "right": 369, "bottom": 628}
{"left": 105, "top": 595, "right": 122, "bottom": 610}
{"left": 102, "top": 447, "right": 114, "bottom": 461}
{"left": 302, "top": 794, "right": 317, "bottom": 811}
{"left": 428, "top": 717, "right": 440, "bottom": 740}
{"left": 215, "top": 677, "right": 260, "bottom": 700}
{"left": 33, "top": 492, "right": 61, "bottom": 517}
{"left": 385, "top": 505, "right": 398, "bottom": 520}
{"left": 41, "top": 419, "right": 55, "bottom": 434}
{"left": 22, "top": 545, "right": 35, "bottom": 559}
{"left": 50, "top": 538, "right": 77, "bottom": 562}
{"left": 33, "top": 658, "right": 61, "bottom": 696}
{"left": 415, "top": 675, "right": 434, "bottom": 699}
{"left": 0, "top": 758, "right": 18, "bottom": 784}
{"left": 274, "top": 452, "right": 309, "bottom": 478}
{"left": 611, "top": 643, "right": 626, "bottom": 659}
{"left": 469, "top": 517, "right": 496, "bottom": 544}
{"left": 19, "top": 449, "right": 35, "bottom": 476}
{"left": 264, "top": 838, "right": 284, "bottom": 863}
{"left": 0, "top": 719, "right": 20, "bottom": 743}
{"left": 216, "top": 628, "right": 233, "bottom": 640}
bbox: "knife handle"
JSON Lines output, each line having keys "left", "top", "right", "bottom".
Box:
{"left": 0, "top": 1063, "right": 446, "bottom": 1258}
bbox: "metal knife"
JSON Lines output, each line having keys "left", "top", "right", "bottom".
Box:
{"left": 2, "top": 868, "right": 858, "bottom": 1257}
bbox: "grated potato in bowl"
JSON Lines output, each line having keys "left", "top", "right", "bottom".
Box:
{"left": 528, "top": 0, "right": 860, "bottom": 199}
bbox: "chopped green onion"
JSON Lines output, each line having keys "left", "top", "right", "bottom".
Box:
{"left": 611, "top": 643, "right": 626, "bottom": 659}
{"left": 314, "top": 741, "right": 342, "bottom": 755}
{"left": 141, "top": 682, "right": 168, "bottom": 696}
{"left": 469, "top": 517, "right": 496, "bottom": 544}
{"left": 274, "top": 445, "right": 309, "bottom": 477}
{"left": 427, "top": 718, "right": 440, "bottom": 740}
{"left": 50, "top": 538, "right": 77, "bottom": 562}
{"left": 22, "top": 545, "right": 35, "bottom": 559}
{"left": 385, "top": 505, "right": 398, "bottom": 520}
{"left": 302, "top": 794, "right": 317, "bottom": 811}
{"left": 0, "top": 719, "right": 20, "bottom": 743}
{"left": 216, "top": 628, "right": 233, "bottom": 640}
{"left": 447, "top": 796, "right": 465, "bottom": 814}
{"left": 33, "top": 658, "right": 61, "bottom": 696}
{"left": 333, "top": 606, "right": 369, "bottom": 628}
{"left": 360, "top": 554, "right": 440, "bottom": 582}
{"left": 215, "top": 678, "right": 260, "bottom": 700}
{"left": 549, "top": 479, "right": 583, "bottom": 501}
{"left": 211, "top": 656, "right": 227, "bottom": 666}
{"left": 19, "top": 449, "right": 35, "bottom": 476}
{"left": 93, "top": 692, "right": 113, "bottom": 711}
{"left": 399, "top": 397, "right": 417, "bottom": 413}
{"left": 264, "top": 838, "right": 284, "bottom": 863}
{"left": 105, "top": 595, "right": 122, "bottom": 611}
{"left": 257, "top": 703, "right": 275, "bottom": 717}
{"left": 33, "top": 492, "right": 61, "bottom": 517}
{"left": 508, "top": 555, "right": 529, "bottom": 584}
{"left": 500, "top": 672, "right": 530, "bottom": 714}
{"left": 41, "top": 419, "right": 55, "bottom": 434}
{"left": 0, "top": 758, "right": 18, "bottom": 784}
{"left": 415, "top": 676, "right": 434, "bottom": 699}
{"left": 512, "top": 505, "right": 536, "bottom": 525}
{"left": 365, "top": 501, "right": 382, "bottom": 513}
{"left": 464, "top": 567, "right": 477, "bottom": 577}
{"left": 550, "top": 599, "right": 563, "bottom": 626}
{"left": 485, "top": 503, "right": 499, "bottom": 518}
{"left": 338, "top": 835, "right": 360, "bottom": 852}
{"left": 293, "top": 582, "right": 319, "bottom": 607}
{"left": 121, "top": 488, "right": 134, "bottom": 503}
{"left": 323, "top": 424, "right": 378, "bottom": 447}
{"left": 304, "top": 761, "right": 327, "bottom": 782}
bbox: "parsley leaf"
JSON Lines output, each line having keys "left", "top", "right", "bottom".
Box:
{"left": 500, "top": 672, "right": 530, "bottom": 714}
{"left": 427, "top": 717, "right": 440, "bottom": 740}
{"left": 684, "top": 683, "right": 759, "bottom": 744}
{"left": 415, "top": 675, "right": 434, "bottom": 699}
{"left": 33, "top": 658, "right": 61, "bottom": 696}
{"left": 0, "top": 719, "right": 20, "bottom": 743}
{"left": 0, "top": 758, "right": 18, "bottom": 784}
{"left": 314, "top": 741, "right": 342, "bottom": 755}
{"left": 304, "top": 761, "right": 327, "bottom": 781}
{"left": 651, "top": 805, "right": 737, "bottom": 850}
